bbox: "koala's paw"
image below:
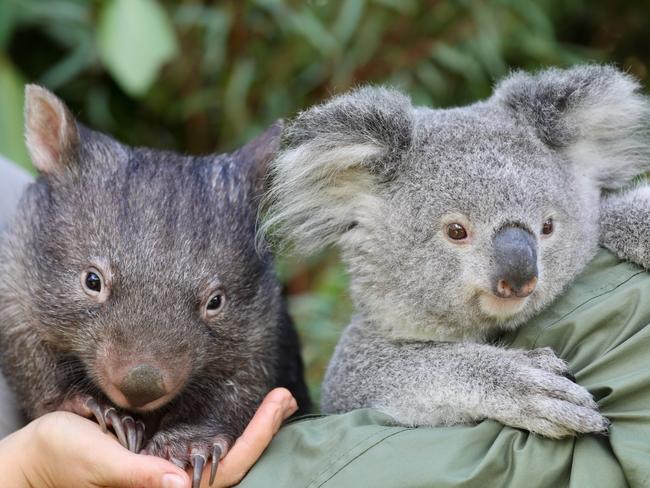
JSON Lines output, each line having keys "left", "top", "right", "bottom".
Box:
{"left": 57, "top": 394, "right": 145, "bottom": 452}
{"left": 143, "top": 427, "right": 232, "bottom": 488}
{"left": 497, "top": 356, "right": 609, "bottom": 438}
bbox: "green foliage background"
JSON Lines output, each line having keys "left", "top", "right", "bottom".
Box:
{"left": 1, "top": 0, "right": 649, "bottom": 405}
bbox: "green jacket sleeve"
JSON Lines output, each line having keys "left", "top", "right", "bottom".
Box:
{"left": 240, "top": 250, "right": 650, "bottom": 488}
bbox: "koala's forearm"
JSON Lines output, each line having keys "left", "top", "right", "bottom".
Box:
{"left": 320, "top": 319, "right": 604, "bottom": 439}
{"left": 600, "top": 185, "right": 650, "bottom": 269}
{"left": 321, "top": 321, "right": 503, "bottom": 425}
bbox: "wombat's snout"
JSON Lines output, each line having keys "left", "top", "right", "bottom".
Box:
{"left": 118, "top": 364, "right": 166, "bottom": 408}
{"left": 491, "top": 225, "right": 538, "bottom": 298}
{"left": 99, "top": 357, "right": 190, "bottom": 411}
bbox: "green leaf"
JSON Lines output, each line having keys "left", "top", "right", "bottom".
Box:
{"left": 288, "top": 8, "right": 338, "bottom": 56}
{"left": 333, "top": 0, "right": 365, "bottom": 45}
{"left": 0, "top": 53, "right": 32, "bottom": 172}
{"left": 97, "top": 0, "right": 178, "bottom": 96}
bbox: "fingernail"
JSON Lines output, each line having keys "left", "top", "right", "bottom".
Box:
{"left": 162, "top": 473, "right": 186, "bottom": 488}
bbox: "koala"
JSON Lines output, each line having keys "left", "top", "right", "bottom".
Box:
{"left": 0, "top": 85, "right": 310, "bottom": 487}
{"left": 263, "top": 65, "right": 650, "bottom": 438}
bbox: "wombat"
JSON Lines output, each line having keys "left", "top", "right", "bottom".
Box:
{"left": 263, "top": 65, "right": 650, "bottom": 438}
{"left": 0, "top": 85, "right": 310, "bottom": 487}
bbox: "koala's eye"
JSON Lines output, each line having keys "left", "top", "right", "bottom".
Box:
{"left": 81, "top": 267, "right": 109, "bottom": 302}
{"left": 447, "top": 223, "right": 468, "bottom": 241}
{"left": 541, "top": 218, "right": 554, "bottom": 236}
{"left": 204, "top": 290, "right": 226, "bottom": 318}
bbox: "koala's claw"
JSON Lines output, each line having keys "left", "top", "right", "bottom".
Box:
{"left": 562, "top": 371, "right": 577, "bottom": 383}
{"left": 144, "top": 433, "right": 230, "bottom": 487}
{"left": 523, "top": 347, "right": 571, "bottom": 375}
{"left": 496, "top": 353, "right": 609, "bottom": 438}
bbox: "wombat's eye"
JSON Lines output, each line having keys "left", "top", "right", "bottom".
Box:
{"left": 541, "top": 218, "right": 554, "bottom": 236}
{"left": 204, "top": 291, "right": 226, "bottom": 318}
{"left": 447, "top": 223, "right": 468, "bottom": 241}
{"left": 85, "top": 272, "right": 102, "bottom": 292}
{"left": 80, "top": 267, "right": 109, "bottom": 302}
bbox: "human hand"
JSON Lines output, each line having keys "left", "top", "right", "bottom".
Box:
{"left": 0, "top": 387, "right": 298, "bottom": 488}
{"left": 193, "top": 387, "right": 298, "bottom": 487}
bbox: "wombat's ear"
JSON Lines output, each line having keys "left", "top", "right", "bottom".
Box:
{"left": 231, "top": 120, "right": 283, "bottom": 200}
{"left": 24, "top": 84, "right": 80, "bottom": 177}
{"left": 494, "top": 65, "right": 650, "bottom": 189}
{"left": 262, "top": 86, "right": 413, "bottom": 252}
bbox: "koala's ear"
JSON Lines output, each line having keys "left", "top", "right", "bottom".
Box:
{"left": 24, "top": 84, "right": 80, "bottom": 177}
{"left": 262, "top": 86, "right": 414, "bottom": 252}
{"left": 495, "top": 65, "right": 650, "bottom": 189}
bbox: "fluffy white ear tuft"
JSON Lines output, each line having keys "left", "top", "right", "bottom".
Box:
{"left": 24, "top": 84, "right": 80, "bottom": 176}
{"left": 495, "top": 65, "right": 650, "bottom": 189}
{"left": 262, "top": 86, "right": 413, "bottom": 253}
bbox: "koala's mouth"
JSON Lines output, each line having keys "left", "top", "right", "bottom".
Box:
{"left": 478, "top": 292, "right": 529, "bottom": 321}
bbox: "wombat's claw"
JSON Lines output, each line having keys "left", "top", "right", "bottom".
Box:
{"left": 105, "top": 408, "right": 128, "bottom": 448}
{"left": 191, "top": 453, "right": 205, "bottom": 488}
{"left": 59, "top": 394, "right": 145, "bottom": 452}
{"left": 210, "top": 443, "right": 223, "bottom": 486}
{"left": 188, "top": 438, "right": 229, "bottom": 488}
{"left": 123, "top": 416, "right": 138, "bottom": 452}
{"left": 135, "top": 420, "right": 145, "bottom": 452}
{"left": 85, "top": 398, "right": 107, "bottom": 432}
{"left": 103, "top": 409, "right": 145, "bottom": 452}
{"left": 143, "top": 432, "right": 230, "bottom": 486}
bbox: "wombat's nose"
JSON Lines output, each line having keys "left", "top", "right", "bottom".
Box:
{"left": 492, "top": 225, "right": 538, "bottom": 298}
{"left": 118, "top": 364, "right": 166, "bottom": 407}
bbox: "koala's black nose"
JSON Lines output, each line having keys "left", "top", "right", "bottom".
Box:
{"left": 118, "top": 364, "right": 167, "bottom": 407}
{"left": 492, "top": 226, "right": 538, "bottom": 298}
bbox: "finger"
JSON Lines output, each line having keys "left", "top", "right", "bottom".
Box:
{"left": 93, "top": 437, "right": 190, "bottom": 488}
{"left": 98, "top": 451, "right": 190, "bottom": 488}
{"left": 210, "top": 388, "right": 296, "bottom": 487}
{"left": 32, "top": 412, "right": 191, "bottom": 488}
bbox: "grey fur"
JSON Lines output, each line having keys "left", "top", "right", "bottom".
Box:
{"left": 263, "top": 65, "right": 650, "bottom": 438}
{"left": 600, "top": 182, "right": 650, "bottom": 268}
{"left": 0, "top": 86, "right": 309, "bottom": 467}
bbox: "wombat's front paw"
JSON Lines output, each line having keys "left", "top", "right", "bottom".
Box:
{"left": 144, "top": 427, "right": 232, "bottom": 488}
{"left": 57, "top": 393, "right": 145, "bottom": 452}
{"left": 495, "top": 352, "right": 609, "bottom": 438}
